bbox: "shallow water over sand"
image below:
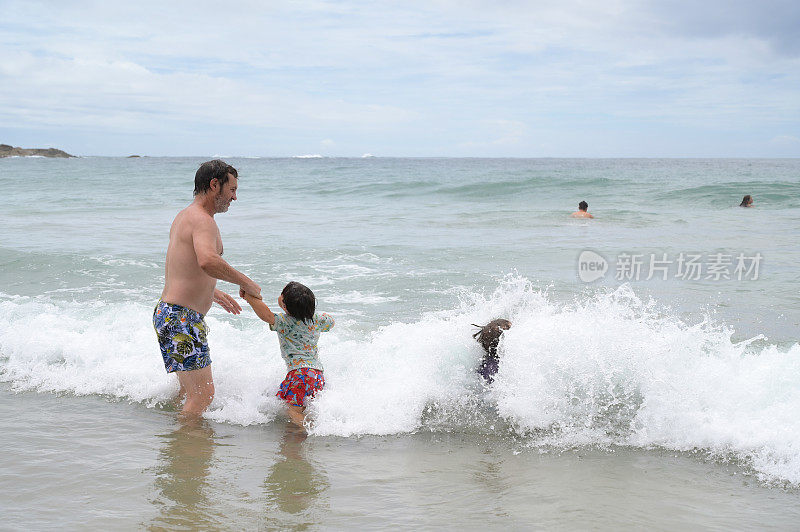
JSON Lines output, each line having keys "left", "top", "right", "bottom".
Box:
{"left": 3, "top": 387, "right": 800, "bottom": 530}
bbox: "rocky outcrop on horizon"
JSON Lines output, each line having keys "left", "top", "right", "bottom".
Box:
{"left": 0, "top": 144, "right": 74, "bottom": 158}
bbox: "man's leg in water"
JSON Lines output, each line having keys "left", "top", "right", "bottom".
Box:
{"left": 177, "top": 381, "right": 187, "bottom": 402}
{"left": 176, "top": 366, "right": 215, "bottom": 417}
{"left": 287, "top": 404, "right": 306, "bottom": 428}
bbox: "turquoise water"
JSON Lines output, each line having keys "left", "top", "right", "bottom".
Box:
{"left": 3, "top": 157, "right": 798, "bottom": 334}
{"left": 1, "top": 157, "right": 800, "bottom": 527}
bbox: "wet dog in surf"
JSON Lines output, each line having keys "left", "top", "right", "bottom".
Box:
{"left": 472, "top": 319, "right": 512, "bottom": 383}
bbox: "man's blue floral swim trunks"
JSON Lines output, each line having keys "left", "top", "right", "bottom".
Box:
{"left": 153, "top": 300, "right": 211, "bottom": 373}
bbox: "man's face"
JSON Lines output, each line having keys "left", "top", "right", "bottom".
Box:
{"left": 213, "top": 174, "right": 237, "bottom": 213}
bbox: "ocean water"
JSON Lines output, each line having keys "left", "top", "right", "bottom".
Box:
{"left": 1, "top": 157, "right": 799, "bottom": 528}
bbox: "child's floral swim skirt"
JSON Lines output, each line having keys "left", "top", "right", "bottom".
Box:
{"left": 277, "top": 367, "right": 325, "bottom": 407}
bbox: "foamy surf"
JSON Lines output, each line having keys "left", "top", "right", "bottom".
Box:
{"left": 1, "top": 278, "right": 799, "bottom": 485}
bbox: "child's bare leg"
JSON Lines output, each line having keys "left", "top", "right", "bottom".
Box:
{"left": 287, "top": 405, "right": 306, "bottom": 428}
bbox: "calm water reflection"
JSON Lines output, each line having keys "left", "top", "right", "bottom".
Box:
{"left": 262, "top": 423, "right": 329, "bottom": 527}
{"left": 149, "top": 417, "right": 218, "bottom": 530}
{"left": 147, "top": 417, "right": 328, "bottom": 530}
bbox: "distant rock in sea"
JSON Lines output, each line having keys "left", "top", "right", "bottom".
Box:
{"left": 0, "top": 144, "right": 74, "bottom": 158}
{"left": 127, "top": 155, "right": 141, "bottom": 158}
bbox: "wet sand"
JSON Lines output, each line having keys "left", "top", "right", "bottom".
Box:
{"left": 2, "top": 386, "right": 799, "bottom": 530}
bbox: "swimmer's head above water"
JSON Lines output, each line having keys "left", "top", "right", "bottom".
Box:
{"left": 571, "top": 200, "right": 594, "bottom": 218}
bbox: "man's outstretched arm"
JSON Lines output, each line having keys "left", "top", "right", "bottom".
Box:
{"left": 192, "top": 216, "right": 261, "bottom": 298}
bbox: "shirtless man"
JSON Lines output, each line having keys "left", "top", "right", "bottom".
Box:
{"left": 153, "top": 159, "right": 261, "bottom": 417}
{"left": 571, "top": 200, "right": 594, "bottom": 219}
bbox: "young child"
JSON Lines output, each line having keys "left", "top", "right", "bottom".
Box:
{"left": 241, "top": 281, "right": 335, "bottom": 428}
{"left": 472, "top": 319, "right": 512, "bottom": 383}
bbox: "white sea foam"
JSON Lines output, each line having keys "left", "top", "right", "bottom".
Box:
{"left": 1, "top": 279, "right": 799, "bottom": 485}
{"left": 324, "top": 291, "right": 399, "bottom": 305}
{"left": 93, "top": 256, "right": 160, "bottom": 268}
{"left": 333, "top": 252, "right": 393, "bottom": 264}
{"left": 292, "top": 154, "right": 324, "bottom": 159}
{"left": 313, "top": 263, "right": 378, "bottom": 277}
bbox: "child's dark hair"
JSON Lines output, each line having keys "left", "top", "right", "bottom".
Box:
{"left": 472, "top": 319, "right": 512, "bottom": 357}
{"left": 281, "top": 281, "right": 316, "bottom": 323}
{"left": 578, "top": 200, "right": 588, "bottom": 211}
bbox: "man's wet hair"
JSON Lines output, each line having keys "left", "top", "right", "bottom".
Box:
{"left": 579, "top": 201, "right": 588, "bottom": 211}
{"left": 740, "top": 195, "right": 752, "bottom": 207}
{"left": 194, "top": 159, "right": 238, "bottom": 196}
{"left": 282, "top": 281, "right": 316, "bottom": 323}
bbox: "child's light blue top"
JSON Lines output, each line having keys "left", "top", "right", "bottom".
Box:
{"left": 269, "top": 312, "right": 335, "bottom": 372}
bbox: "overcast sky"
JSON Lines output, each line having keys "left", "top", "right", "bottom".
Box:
{"left": 1, "top": 0, "right": 798, "bottom": 157}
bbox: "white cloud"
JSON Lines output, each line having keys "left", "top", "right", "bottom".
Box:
{"left": 770, "top": 135, "right": 800, "bottom": 145}
{"left": 0, "top": 0, "right": 798, "bottom": 156}
{"left": 458, "top": 119, "right": 528, "bottom": 150}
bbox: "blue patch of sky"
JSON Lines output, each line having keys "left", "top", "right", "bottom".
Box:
{"left": 615, "top": 58, "right": 724, "bottom": 77}
{"left": 0, "top": 20, "right": 86, "bottom": 43}
{"left": 139, "top": 54, "right": 357, "bottom": 88}
{"left": 409, "top": 30, "right": 496, "bottom": 40}
{"left": 492, "top": 46, "right": 604, "bottom": 69}
{"left": 737, "top": 71, "right": 796, "bottom": 86}
{"left": 138, "top": 56, "right": 257, "bottom": 77}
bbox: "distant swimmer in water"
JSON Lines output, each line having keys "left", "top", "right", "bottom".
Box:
{"left": 472, "top": 319, "right": 512, "bottom": 382}
{"left": 571, "top": 201, "right": 594, "bottom": 218}
{"left": 740, "top": 195, "right": 754, "bottom": 207}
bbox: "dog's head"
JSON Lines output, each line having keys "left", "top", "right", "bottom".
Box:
{"left": 472, "top": 318, "right": 512, "bottom": 356}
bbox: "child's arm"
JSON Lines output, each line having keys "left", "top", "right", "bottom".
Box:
{"left": 240, "top": 289, "right": 276, "bottom": 325}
